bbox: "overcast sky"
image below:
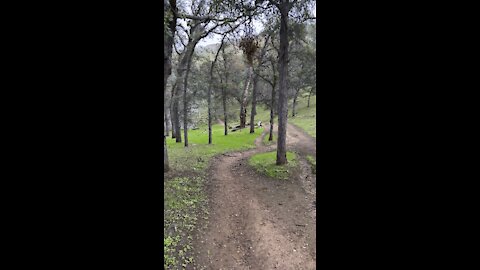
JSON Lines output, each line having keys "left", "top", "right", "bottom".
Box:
{"left": 188, "top": 2, "right": 316, "bottom": 47}
{"left": 198, "top": 19, "right": 265, "bottom": 47}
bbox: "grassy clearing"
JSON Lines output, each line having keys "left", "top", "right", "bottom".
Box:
{"left": 253, "top": 95, "right": 316, "bottom": 139}
{"left": 289, "top": 95, "right": 316, "bottom": 138}
{"left": 306, "top": 155, "right": 316, "bottom": 174}
{"left": 167, "top": 124, "right": 264, "bottom": 172}
{"left": 164, "top": 176, "right": 208, "bottom": 269}
{"left": 248, "top": 151, "right": 297, "bottom": 180}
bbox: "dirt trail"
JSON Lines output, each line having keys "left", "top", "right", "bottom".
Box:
{"left": 193, "top": 123, "right": 316, "bottom": 270}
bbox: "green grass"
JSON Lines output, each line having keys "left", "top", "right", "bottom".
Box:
{"left": 253, "top": 104, "right": 274, "bottom": 124}
{"left": 252, "top": 95, "right": 316, "bottom": 139}
{"left": 164, "top": 176, "right": 208, "bottom": 269}
{"left": 306, "top": 155, "right": 316, "bottom": 174}
{"left": 164, "top": 95, "right": 314, "bottom": 268}
{"left": 263, "top": 130, "right": 277, "bottom": 145}
{"left": 289, "top": 95, "right": 316, "bottom": 138}
{"left": 167, "top": 124, "right": 264, "bottom": 172}
{"left": 248, "top": 151, "right": 297, "bottom": 180}
{"left": 165, "top": 124, "right": 263, "bottom": 268}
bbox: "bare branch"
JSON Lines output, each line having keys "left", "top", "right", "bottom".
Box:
{"left": 173, "top": 40, "right": 182, "bottom": 55}
{"left": 176, "top": 32, "right": 187, "bottom": 48}
{"left": 254, "top": 69, "right": 274, "bottom": 88}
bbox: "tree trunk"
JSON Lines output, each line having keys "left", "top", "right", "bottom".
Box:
{"left": 268, "top": 68, "right": 277, "bottom": 142}
{"left": 240, "top": 66, "right": 252, "bottom": 128}
{"left": 223, "top": 86, "right": 228, "bottom": 136}
{"left": 165, "top": 104, "right": 170, "bottom": 136}
{"left": 173, "top": 87, "right": 182, "bottom": 143}
{"left": 222, "top": 47, "right": 229, "bottom": 136}
{"left": 291, "top": 97, "right": 296, "bottom": 117}
{"left": 292, "top": 88, "right": 300, "bottom": 117}
{"left": 250, "top": 73, "right": 259, "bottom": 133}
{"left": 183, "top": 53, "right": 193, "bottom": 147}
{"left": 276, "top": 3, "right": 291, "bottom": 165}
{"left": 164, "top": 136, "right": 169, "bottom": 171}
{"left": 170, "top": 84, "right": 176, "bottom": 139}
{"left": 208, "top": 39, "right": 225, "bottom": 144}
{"left": 307, "top": 86, "right": 313, "bottom": 108}
{"left": 250, "top": 35, "right": 270, "bottom": 133}
{"left": 163, "top": 0, "right": 177, "bottom": 171}
{"left": 269, "top": 84, "right": 276, "bottom": 141}
{"left": 208, "top": 84, "right": 212, "bottom": 144}
{"left": 183, "top": 77, "right": 188, "bottom": 147}
{"left": 173, "top": 24, "right": 204, "bottom": 145}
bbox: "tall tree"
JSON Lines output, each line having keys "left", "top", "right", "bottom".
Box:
{"left": 165, "top": 111, "right": 170, "bottom": 136}
{"left": 256, "top": 0, "right": 315, "bottom": 164}
{"left": 172, "top": 83, "right": 182, "bottom": 142}
{"left": 220, "top": 45, "right": 230, "bottom": 135}
{"left": 207, "top": 37, "right": 226, "bottom": 144}
{"left": 169, "top": 82, "right": 177, "bottom": 139}
{"left": 183, "top": 50, "right": 194, "bottom": 147}
{"left": 173, "top": 0, "right": 248, "bottom": 145}
{"left": 255, "top": 48, "right": 278, "bottom": 141}
{"left": 238, "top": 16, "right": 260, "bottom": 129}
{"left": 170, "top": 82, "right": 180, "bottom": 140}
{"left": 267, "top": 59, "right": 278, "bottom": 141}
{"left": 164, "top": 0, "right": 178, "bottom": 172}
{"left": 307, "top": 86, "right": 315, "bottom": 107}
{"left": 250, "top": 33, "right": 271, "bottom": 133}
{"left": 273, "top": 0, "right": 293, "bottom": 164}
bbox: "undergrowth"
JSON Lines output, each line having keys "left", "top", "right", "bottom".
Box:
{"left": 306, "top": 155, "right": 316, "bottom": 174}
{"left": 164, "top": 176, "right": 208, "bottom": 269}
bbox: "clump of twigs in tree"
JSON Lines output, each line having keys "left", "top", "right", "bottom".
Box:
{"left": 239, "top": 35, "right": 259, "bottom": 65}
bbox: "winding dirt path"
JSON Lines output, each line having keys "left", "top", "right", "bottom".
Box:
{"left": 193, "top": 123, "right": 316, "bottom": 270}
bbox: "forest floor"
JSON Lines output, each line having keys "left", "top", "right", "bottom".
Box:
{"left": 192, "top": 123, "right": 316, "bottom": 269}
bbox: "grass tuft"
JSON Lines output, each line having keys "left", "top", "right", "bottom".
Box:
{"left": 248, "top": 151, "right": 297, "bottom": 180}
{"left": 263, "top": 131, "right": 277, "bottom": 145}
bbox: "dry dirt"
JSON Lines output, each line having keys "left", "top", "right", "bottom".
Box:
{"left": 192, "top": 123, "right": 317, "bottom": 270}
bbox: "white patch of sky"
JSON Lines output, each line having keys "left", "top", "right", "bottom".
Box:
{"left": 197, "top": 19, "right": 264, "bottom": 47}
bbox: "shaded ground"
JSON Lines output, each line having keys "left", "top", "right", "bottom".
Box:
{"left": 193, "top": 123, "right": 316, "bottom": 269}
